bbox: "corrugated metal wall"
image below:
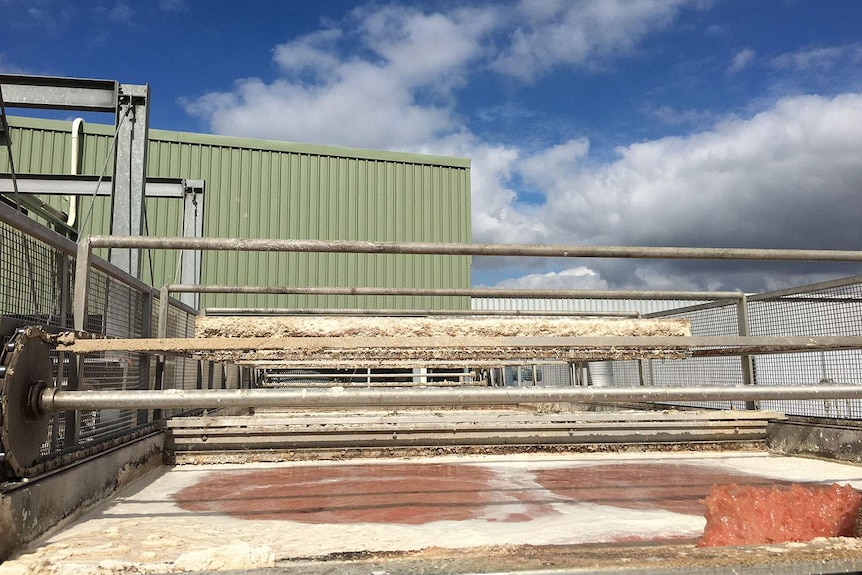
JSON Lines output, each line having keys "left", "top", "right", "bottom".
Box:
{"left": 3, "top": 117, "right": 471, "bottom": 310}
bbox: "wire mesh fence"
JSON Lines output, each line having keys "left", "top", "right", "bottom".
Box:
{"left": 0, "top": 213, "right": 241, "bottom": 468}
{"left": 476, "top": 283, "right": 862, "bottom": 420}
{"left": 747, "top": 278, "right": 862, "bottom": 417}
{"left": 618, "top": 277, "right": 862, "bottom": 417}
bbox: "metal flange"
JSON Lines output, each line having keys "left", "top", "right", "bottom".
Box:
{"left": 0, "top": 326, "right": 53, "bottom": 479}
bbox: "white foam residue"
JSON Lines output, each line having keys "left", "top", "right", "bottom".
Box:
{"left": 6, "top": 451, "right": 862, "bottom": 573}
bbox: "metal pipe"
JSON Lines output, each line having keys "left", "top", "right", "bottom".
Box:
{"left": 68, "top": 117, "right": 84, "bottom": 227}
{"left": 87, "top": 235, "right": 862, "bottom": 262}
{"left": 203, "top": 307, "right": 642, "bottom": 318}
{"left": 266, "top": 371, "right": 475, "bottom": 380}
{"left": 239, "top": 359, "right": 558, "bottom": 367}
{"left": 39, "top": 384, "right": 862, "bottom": 412}
{"left": 262, "top": 380, "right": 478, "bottom": 388}
{"left": 179, "top": 284, "right": 739, "bottom": 301}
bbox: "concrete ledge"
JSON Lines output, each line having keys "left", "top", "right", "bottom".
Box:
{"left": 767, "top": 418, "right": 862, "bottom": 464}
{"left": 0, "top": 432, "right": 165, "bottom": 561}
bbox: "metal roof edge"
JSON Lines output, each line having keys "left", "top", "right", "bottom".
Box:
{"left": 150, "top": 128, "right": 471, "bottom": 168}
{"left": 6, "top": 115, "right": 471, "bottom": 169}
{"left": 6, "top": 115, "right": 116, "bottom": 134}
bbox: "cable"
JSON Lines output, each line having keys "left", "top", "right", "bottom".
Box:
{"left": 173, "top": 190, "right": 199, "bottom": 284}
{"left": 78, "top": 104, "right": 132, "bottom": 235}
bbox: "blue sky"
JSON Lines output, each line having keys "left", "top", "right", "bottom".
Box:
{"left": 3, "top": 0, "right": 862, "bottom": 291}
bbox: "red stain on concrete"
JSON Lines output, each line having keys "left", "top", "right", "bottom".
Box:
{"left": 173, "top": 461, "right": 800, "bottom": 526}
{"left": 535, "top": 463, "right": 796, "bottom": 515}
{"left": 174, "top": 464, "right": 506, "bottom": 524}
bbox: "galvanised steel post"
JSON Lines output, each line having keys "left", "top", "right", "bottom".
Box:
{"left": 72, "top": 236, "right": 91, "bottom": 332}
{"left": 737, "top": 293, "right": 758, "bottom": 410}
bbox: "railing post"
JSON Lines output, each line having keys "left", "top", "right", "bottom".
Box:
{"left": 137, "top": 290, "right": 153, "bottom": 425}
{"left": 66, "top": 236, "right": 93, "bottom": 447}
{"left": 72, "top": 236, "right": 91, "bottom": 332}
{"left": 737, "top": 293, "right": 758, "bottom": 410}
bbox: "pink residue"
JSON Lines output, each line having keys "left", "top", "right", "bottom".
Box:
{"left": 698, "top": 483, "right": 861, "bottom": 547}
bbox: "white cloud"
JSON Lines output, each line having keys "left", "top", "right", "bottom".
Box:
{"left": 727, "top": 48, "right": 755, "bottom": 74}
{"left": 272, "top": 29, "right": 344, "bottom": 81}
{"left": 520, "top": 138, "right": 590, "bottom": 189}
{"left": 494, "top": 266, "right": 610, "bottom": 290}
{"left": 185, "top": 6, "right": 496, "bottom": 151}
{"left": 493, "top": 0, "right": 695, "bottom": 81}
{"left": 771, "top": 43, "right": 862, "bottom": 71}
{"left": 535, "top": 93, "right": 862, "bottom": 253}
{"left": 474, "top": 92, "right": 862, "bottom": 291}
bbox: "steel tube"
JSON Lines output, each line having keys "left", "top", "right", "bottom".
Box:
{"left": 39, "top": 385, "right": 862, "bottom": 412}
{"left": 266, "top": 372, "right": 474, "bottom": 380}
{"left": 175, "top": 284, "right": 740, "bottom": 300}
{"left": 88, "top": 235, "right": 862, "bottom": 262}
{"left": 203, "top": 307, "right": 641, "bottom": 318}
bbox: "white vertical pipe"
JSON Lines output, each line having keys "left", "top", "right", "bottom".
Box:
{"left": 68, "top": 118, "right": 84, "bottom": 226}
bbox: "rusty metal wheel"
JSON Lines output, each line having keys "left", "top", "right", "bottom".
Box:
{"left": 0, "top": 326, "right": 53, "bottom": 480}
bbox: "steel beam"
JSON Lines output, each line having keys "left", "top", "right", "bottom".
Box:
{"left": 0, "top": 74, "right": 118, "bottom": 112}
{"left": 0, "top": 174, "right": 201, "bottom": 198}
{"left": 109, "top": 83, "right": 150, "bottom": 277}
{"left": 38, "top": 384, "right": 862, "bottom": 412}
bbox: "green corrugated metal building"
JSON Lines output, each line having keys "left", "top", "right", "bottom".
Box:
{"left": 2, "top": 116, "right": 471, "bottom": 310}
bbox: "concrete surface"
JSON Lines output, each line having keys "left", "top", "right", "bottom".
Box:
{"left": 0, "top": 433, "right": 164, "bottom": 563}
{"left": 2, "top": 451, "right": 862, "bottom": 574}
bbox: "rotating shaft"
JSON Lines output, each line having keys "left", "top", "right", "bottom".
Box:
{"left": 36, "top": 384, "right": 862, "bottom": 414}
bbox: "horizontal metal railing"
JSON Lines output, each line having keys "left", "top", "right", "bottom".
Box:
{"left": 78, "top": 234, "right": 862, "bottom": 261}
{"left": 4, "top": 223, "right": 860, "bottom": 420}
{"left": 39, "top": 384, "right": 862, "bottom": 412}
